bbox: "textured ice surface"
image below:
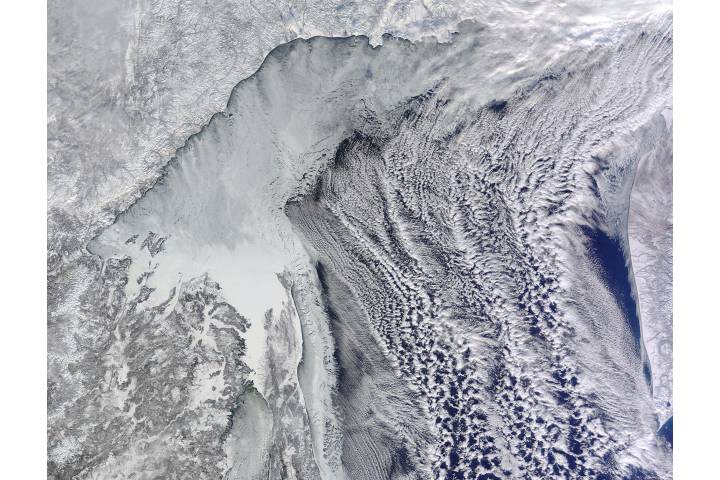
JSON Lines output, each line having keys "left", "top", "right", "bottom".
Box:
{"left": 48, "top": 0, "right": 673, "bottom": 257}
{"left": 48, "top": 1, "right": 673, "bottom": 479}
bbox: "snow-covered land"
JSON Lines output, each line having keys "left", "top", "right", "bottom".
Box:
{"left": 48, "top": 1, "right": 673, "bottom": 478}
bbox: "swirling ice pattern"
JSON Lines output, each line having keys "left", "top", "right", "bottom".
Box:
{"left": 51, "top": 11, "right": 672, "bottom": 480}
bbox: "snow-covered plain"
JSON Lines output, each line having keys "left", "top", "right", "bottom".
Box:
{"left": 48, "top": 1, "right": 673, "bottom": 478}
